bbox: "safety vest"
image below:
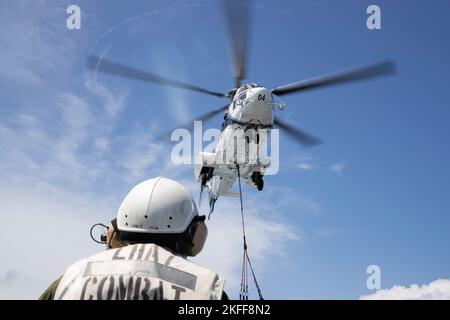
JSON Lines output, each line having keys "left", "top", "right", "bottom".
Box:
{"left": 54, "top": 243, "right": 225, "bottom": 300}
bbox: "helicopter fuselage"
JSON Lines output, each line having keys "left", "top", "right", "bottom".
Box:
{"left": 195, "top": 84, "right": 279, "bottom": 213}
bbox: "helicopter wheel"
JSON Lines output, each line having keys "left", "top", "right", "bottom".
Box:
{"left": 251, "top": 172, "right": 264, "bottom": 191}
{"left": 257, "top": 178, "right": 264, "bottom": 191}
{"left": 200, "top": 173, "right": 207, "bottom": 186}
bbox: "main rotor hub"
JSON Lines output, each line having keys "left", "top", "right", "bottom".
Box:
{"left": 227, "top": 83, "right": 262, "bottom": 98}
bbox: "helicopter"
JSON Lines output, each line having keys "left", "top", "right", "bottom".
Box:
{"left": 87, "top": 0, "right": 396, "bottom": 215}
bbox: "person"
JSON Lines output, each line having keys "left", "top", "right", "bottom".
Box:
{"left": 39, "top": 177, "right": 227, "bottom": 300}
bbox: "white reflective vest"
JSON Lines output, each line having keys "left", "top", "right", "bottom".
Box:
{"left": 54, "top": 243, "right": 225, "bottom": 300}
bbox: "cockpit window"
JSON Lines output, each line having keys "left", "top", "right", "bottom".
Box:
{"left": 238, "top": 91, "right": 247, "bottom": 100}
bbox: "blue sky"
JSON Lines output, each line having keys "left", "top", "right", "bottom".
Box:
{"left": 1, "top": 0, "right": 450, "bottom": 299}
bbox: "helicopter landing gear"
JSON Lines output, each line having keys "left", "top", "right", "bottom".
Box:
{"left": 251, "top": 172, "right": 264, "bottom": 191}
{"left": 199, "top": 167, "right": 214, "bottom": 186}
{"left": 199, "top": 173, "right": 207, "bottom": 186}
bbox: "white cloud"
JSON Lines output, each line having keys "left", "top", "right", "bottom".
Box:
{"left": 289, "top": 153, "right": 316, "bottom": 172}
{"left": 169, "top": 90, "right": 191, "bottom": 125}
{"left": 297, "top": 163, "right": 313, "bottom": 171}
{"left": 330, "top": 162, "right": 346, "bottom": 175}
{"left": 0, "top": 183, "right": 107, "bottom": 299}
{"left": 195, "top": 194, "right": 300, "bottom": 296}
{"left": 84, "top": 76, "right": 129, "bottom": 120}
{"left": 259, "top": 186, "right": 321, "bottom": 216}
{"left": 0, "top": 82, "right": 131, "bottom": 190}
{"left": 360, "top": 278, "right": 450, "bottom": 300}
{"left": 153, "top": 49, "right": 191, "bottom": 124}
{"left": 119, "top": 134, "right": 164, "bottom": 182}
{"left": 0, "top": 1, "right": 77, "bottom": 85}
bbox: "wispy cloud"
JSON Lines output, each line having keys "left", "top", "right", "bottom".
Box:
{"left": 360, "top": 278, "right": 450, "bottom": 300}
{"left": 257, "top": 186, "right": 321, "bottom": 216}
{"left": 118, "top": 132, "right": 164, "bottom": 182}
{"left": 329, "top": 162, "right": 346, "bottom": 175}
{"left": 0, "top": 78, "right": 133, "bottom": 190}
{"left": 288, "top": 153, "right": 316, "bottom": 172}
{"left": 153, "top": 49, "right": 191, "bottom": 124}
{"left": 195, "top": 191, "right": 301, "bottom": 296}
{"left": 0, "top": 183, "right": 104, "bottom": 299}
{"left": 85, "top": 76, "right": 129, "bottom": 120}
{"left": 297, "top": 163, "right": 313, "bottom": 171}
{"left": 0, "top": 1, "right": 77, "bottom": 85}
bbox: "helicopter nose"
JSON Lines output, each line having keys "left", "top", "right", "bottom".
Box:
{"left": 241, "top": 87, "right": 273, "bottom": 126}
{"left": 250, "top": 88, "right": 272, "bottom": 103}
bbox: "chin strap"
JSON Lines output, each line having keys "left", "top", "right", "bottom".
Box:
{"left": 236, "top": 164, "right": 264, "bottom": 300}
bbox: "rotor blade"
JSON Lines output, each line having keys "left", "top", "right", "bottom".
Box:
{"left": 155, "top": 105, "right": 228, "bottom": 141}
{"left": 271, "top": 60, "right": 396, "bottom": 96}
{"left": 221, "top": 0, "right": 251, "bottom": 88}
{"left": 274, "top": 117, "right": 322, "bottom": 147}
{"left": 87, "top": 55, "right": 226, "bottom": 98}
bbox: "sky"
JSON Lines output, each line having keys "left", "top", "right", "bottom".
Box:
{"left": 1, "top": 0, "right": 450, "bottom": 300}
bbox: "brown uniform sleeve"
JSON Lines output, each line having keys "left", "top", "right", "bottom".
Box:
{"left": 38, "top": 276, "right": 62, "bottom": 300}
{"left": 221, "top": 291, "right": 230, "bottom": 300}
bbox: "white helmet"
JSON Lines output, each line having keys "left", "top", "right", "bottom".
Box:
{"left": 117, "top": 177, "right": 199, "bottom": 234}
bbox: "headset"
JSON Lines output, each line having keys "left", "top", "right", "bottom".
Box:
{"left": 89, "top": 215, "right": 207, "bottom": 256}
{"left": 185, "top": 215, "right": 208, "bottom": 255}
{"left": 89, "top": 222, "right": 108, "bottom": 244}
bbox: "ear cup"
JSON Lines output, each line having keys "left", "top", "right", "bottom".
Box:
{"left": 176, "top": 220, "right": 208, "bottom": 257}
{"left": 189, "top": 221, "right": 208, "bottom": 256}
{"left": 188, "top": 221, "right": 198, "bottom": 244}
